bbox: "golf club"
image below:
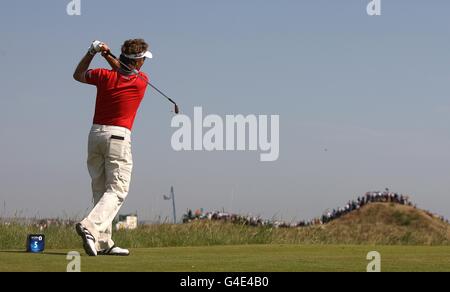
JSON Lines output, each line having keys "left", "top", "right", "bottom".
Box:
{"left": 105, "top": 51, "right": 180, "bottom": 114}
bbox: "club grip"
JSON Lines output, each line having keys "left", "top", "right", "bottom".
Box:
{"left": 174, "top": 104, "right": 180, "bottom": 114}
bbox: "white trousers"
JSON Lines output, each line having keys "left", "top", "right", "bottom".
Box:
{"left": 81, "top": 124, "right": 133, "bottom": 251}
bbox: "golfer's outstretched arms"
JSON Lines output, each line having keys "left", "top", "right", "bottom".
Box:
{"left": 73, "top": 52, "right": 95, "bottom": 83}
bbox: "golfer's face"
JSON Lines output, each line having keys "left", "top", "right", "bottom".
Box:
{"left": 136, "top": 58, "right": 146, "bottom": 70}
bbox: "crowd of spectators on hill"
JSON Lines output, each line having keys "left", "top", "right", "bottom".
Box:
{"left": 182, "top": 189, "right": 449, "bottom": 228}
{"left": 320, "top": 190, "right": 412, "bottom": 224}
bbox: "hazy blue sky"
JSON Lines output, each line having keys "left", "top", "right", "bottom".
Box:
{"left": 1, "top": 0, "right": 450, "bottom": 222}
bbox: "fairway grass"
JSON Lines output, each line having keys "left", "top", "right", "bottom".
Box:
{"left": 1, "top": 245, "right": 450, "bottom": 272}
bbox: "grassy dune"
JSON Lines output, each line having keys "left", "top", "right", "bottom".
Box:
{"left": 322, "top": 203, "right": 450, "bottom": 245}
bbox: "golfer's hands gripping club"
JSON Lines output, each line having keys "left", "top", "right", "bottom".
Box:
{"left": 88, "top": 40, "right": 110, "bottom": 56}
{"left": 88, "top": 40, "right": 120, "bottom": 70}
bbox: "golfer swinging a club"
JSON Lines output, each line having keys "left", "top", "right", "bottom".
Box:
{"left": 73, "top": 39, "right": 152, "bottom": 256}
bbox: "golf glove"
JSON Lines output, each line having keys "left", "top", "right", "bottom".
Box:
{"left": 88, "top": 40, "right": 104, "bottom": 56}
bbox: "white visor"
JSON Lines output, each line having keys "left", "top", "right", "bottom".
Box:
{"left": 122, "top": 50, "right": 153, "bottom": 59}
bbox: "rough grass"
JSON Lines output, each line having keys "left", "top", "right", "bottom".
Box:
{"left": 1, "top": 203, "right": 449, "bottom": 250}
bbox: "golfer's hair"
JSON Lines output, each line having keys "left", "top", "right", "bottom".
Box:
{"left": 120, "top": 39, "right": 149, "bottom": 68}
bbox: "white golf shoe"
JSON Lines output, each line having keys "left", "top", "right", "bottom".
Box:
{"left": 98, "top": 246, "right": 130, "bottom": 256}
{"left": 75, "top": 223, "right": 97, "bottom": 257}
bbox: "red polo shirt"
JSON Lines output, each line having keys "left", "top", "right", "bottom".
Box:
{"left": 85, "top": 68, "right": 148, "bottom": 130}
